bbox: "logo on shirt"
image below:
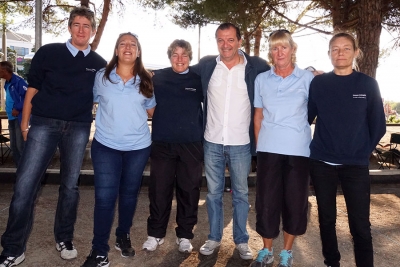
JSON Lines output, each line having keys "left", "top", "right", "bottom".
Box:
{"left": 86, "top": 68, "right": 96, "bottom": 72}
{"left": 353, "top": 94, "right": 366, "bottom": 99}
{"left": 23, "top": 86, "right": 27, "bottom": 91}
{"left": 185, "top": 88, "right": 197, "bottom": 92}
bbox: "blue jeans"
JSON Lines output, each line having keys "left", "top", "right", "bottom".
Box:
{"left": 91, "top": 138, "right": 151, "bottom": 256}
{"left": 310, "top": 160, "right": 373, "bottom": 267}
{"left": 204, "top": 140, "right": 251, "bottom": 244}
{"left": 8, "top": 119, "right": 25, "bottom": 167}
{"left": 1, "top": 115, "right": 91, "bottom": 257}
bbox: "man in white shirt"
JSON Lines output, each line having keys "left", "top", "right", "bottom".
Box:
{"left": 192, "top": 22, "right": 270, "bottom": 260}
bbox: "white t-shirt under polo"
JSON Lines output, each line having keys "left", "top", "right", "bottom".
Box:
{"left": 205, "top": 52, "right": 250, "bottom": 145}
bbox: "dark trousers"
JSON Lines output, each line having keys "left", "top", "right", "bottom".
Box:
{"left": 91, "top": 139, "right": 151, "bottom": 256}
{"left": 255, "top": 152, "right": 309, "bottom": 238}
{"left": 147, "top": 141, "right": 203, "bottom": 239}
{"left": 310, "top": 160, "right": 373, "bottom": 267}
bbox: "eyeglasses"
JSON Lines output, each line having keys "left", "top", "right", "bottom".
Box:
{"left": 119, "top": 32, "right": 139, "bottom": 39}
{"left": 269, "top": 29, "right": 290, "bottom": 38}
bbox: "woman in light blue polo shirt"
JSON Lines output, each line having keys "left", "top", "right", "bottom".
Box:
{"left": 250, "top": 30, "right": 314, "bottom": 267}
{"left": 81, "top": 32, "right": 155, "bottom": 267}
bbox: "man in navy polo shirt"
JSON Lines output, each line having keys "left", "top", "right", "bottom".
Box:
{"left": 0, "top": 7, "right": 106, "bottom": 267}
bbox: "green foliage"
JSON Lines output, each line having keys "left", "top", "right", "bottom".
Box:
{"left": 387, "top": 115, "right": 400, "bottom": 123}
{"left": 139, "top": 0, "right": 332, "bottom": 55}
{"left": 141, "top": 0, "right": 286, "bottom": 31}
{"left": 5, "top": 0, "right": 72, "bottom": 36}
{"left": 1, "top": 1, "right": 34, "bottom": 32}
{"left": 393, "top": 102, "right": 400, "bottom": 113}
{"left": 6, "top": 47, "right": 17, "bottom": 71}
{"left": 17, "top": 59, "right": 31, "bottom": 81}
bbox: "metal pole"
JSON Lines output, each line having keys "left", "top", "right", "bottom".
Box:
{"left": 198, "top": 25, "right": 201, "bottom": 62}
{"left": 35, "top": 0, "right": 42, "bottom": 52}
{"left": 1, "top": 29, "right": 6, "bottom": 61}
{"left": 1, "top": 28, "right": 7, "bottom": 111}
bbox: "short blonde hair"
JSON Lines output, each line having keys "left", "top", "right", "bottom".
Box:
{"left": 267, "top": 31, "right": 297, "bottom": 66}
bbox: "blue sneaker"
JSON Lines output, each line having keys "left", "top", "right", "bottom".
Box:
{"left": 278, "top": 250, "right": 293, "bottom": 267}
{"left": 249, "top": 248, "right": 274, "bottom": 267}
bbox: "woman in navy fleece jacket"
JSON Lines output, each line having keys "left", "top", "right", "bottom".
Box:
{"left": 308, "top": 33, "right": 386, "bottom": 267}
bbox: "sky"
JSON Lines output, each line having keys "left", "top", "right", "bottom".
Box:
{"left": 16, "top": 1, "right": 400, "bottom": 102}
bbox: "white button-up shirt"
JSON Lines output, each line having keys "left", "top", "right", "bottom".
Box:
{"left": 204, "top": 52, "right": 250, "bottom": 145}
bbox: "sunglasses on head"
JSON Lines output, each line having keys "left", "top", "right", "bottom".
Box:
{"left": 119, "top": 32, "right": 139, "bottom": 39}
{"left": 269, "top": 29, "right": 290, "bottom": 38}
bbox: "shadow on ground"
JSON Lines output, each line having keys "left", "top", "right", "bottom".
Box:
{"left": 1, "top": 184, "right": 400, "bottom": 267}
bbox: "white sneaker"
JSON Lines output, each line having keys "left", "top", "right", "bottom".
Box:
{"left": 236, "top": 243, "right": 253, "bottom": 260}
{"left": 0, "top": 253, "right": 25, "bottom": 267}
{"left": 56, "top": 241, "right": 77, "bottom": 260}
{"left": 199, "top": 240, "right": 221, "bottom": 256}
{"left": 176, "top": 238, "right": 193, "bottom": 253}
{"left": 142, "top": 236, "right": 165, "bottom": 251}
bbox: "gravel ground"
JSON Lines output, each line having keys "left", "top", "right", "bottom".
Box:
{"left": 1, "top": 184, "right": 400, "bottom": 267}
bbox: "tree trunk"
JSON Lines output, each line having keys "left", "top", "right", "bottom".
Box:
{"left": 90, "top": 0, "right": 111, "bottom": 51}
{"left": 243, "top": 31, "right": 251, "bottom": 54}
{"left": 80, "top": 0, "right": 90, "bottom": 8}
{"left": 253, "top": 27, "right": 262, "bottom": 57}
{"left": 331, "top": 0, "right": 343, "bottom": 31}
{"left": 356, "top": 0, "right": 382, "bottom": 78}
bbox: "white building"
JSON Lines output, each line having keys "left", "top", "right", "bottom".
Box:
{"left": 0, "top": 31, "right": 34, "bottom": 69}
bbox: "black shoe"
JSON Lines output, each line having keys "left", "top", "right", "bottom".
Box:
{"left": 115, "top": 233, "right": 136, "bottom": 257}
{"left": 81, "top": 250, "right": 109, "bottom": 267}
{"left": 0, "top": 253, "right": 25, "bottom": 267}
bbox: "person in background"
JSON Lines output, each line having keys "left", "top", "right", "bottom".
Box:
{"left": 0, "top": 61, "right": 27, "bottom": 167}
{"left": 250, "top": 30, "right": 314, "bottom": 267}
{"left": 142, "top": 39, "right": 203, "bottom": 253}
{"left": 0, "top": 7, "right": 106, "bottom": 267}
{"left": 308, "top": 32, "right": 386, "bottom": 267}
{"left": 192, "top": 22, "right": 270, "bottom": 260}
{"left": 81, "top": 32, "right": 155, "bottom": 267}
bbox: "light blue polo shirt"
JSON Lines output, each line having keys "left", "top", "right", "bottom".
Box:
{"left": 254, "top": 64, "right": 314, "bottom": 157}
{"left": 93, "top": 68, "right": 156, "bottom": 151}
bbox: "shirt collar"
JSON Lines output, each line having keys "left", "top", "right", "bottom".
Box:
{"left": 110, "top": 67, "right": 140, "bottom": 83}
{"left": 215, "top": 50, "right": 247, "bottom": 65}
{"left": 270, "top": 64, "right": 301, "bottom": 78}
{"left": 178, "top": 69, "right": 189, "bottom": 74}
{"left": 66, "top": 39, "right": 91, "bottom": 57}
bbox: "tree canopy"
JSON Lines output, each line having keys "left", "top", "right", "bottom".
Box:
{"left": 139, "top": 0, "right": 330, "bottom": 56}
{"left": 311, "top": 0, "right": 400, "bottom": 77}
{"left": 1, "top": 0, "right": 126, "bottom": 51}
{"left": 139, "top": 0, "right": 400, "bottom": 78}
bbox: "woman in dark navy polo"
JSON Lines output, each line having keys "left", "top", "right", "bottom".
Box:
{"left": 142, "top": 39, "right": 203, "bottom": 254}
{"left": 308, "top": 32, "right": 386, "bottom": 267}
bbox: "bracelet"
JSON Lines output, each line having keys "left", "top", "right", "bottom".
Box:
{"left": 21, "top": 128, "right": 29, "bottom": 133}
